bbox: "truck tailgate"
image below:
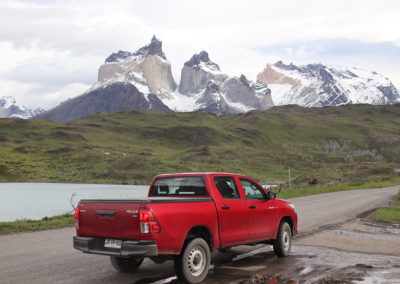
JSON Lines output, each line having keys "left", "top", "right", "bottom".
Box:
{"left": 77, "top": 200, "right": 145, "bottom": 240}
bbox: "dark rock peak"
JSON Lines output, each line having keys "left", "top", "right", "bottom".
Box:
{"left": 274, "top": 61, "right": 302, "bottom": 72}
{"left": 239, "top": 75, "right": 250, "bottom": 87}
{"left": 105, "top": 36, "right": 166, "bottom": 63}
{"left": 184, "top": 51, "right": 220, "bottom": 71}
{"left": 133, "top": 35, "right": 166, "bottom": 60}
{"left": 206, "top": 81, "right": 220, "bottom": 93}
{"left": 105, "top": 50, "right": 133, "bottom": 63}
{"left": 198, "top": 50, "right": 210, "bottom": 62}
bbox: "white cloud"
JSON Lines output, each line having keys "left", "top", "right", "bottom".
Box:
{"left": 39, "top": 83, "right": 92, "bottom": 109}
{"left": 0, "top": 80, "right": 91, "bottom": 109}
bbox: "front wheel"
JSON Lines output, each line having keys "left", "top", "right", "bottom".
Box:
{"left": 110, "top": 256, "right": 143, "bottom": 272}
{"left": 273, "top": 222, "right": 292, "bottom": 257}
{"left": 174, "top": 238, "right": 211, "bottom": 283}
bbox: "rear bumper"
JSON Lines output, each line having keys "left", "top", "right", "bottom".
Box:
{"left": 73, "top": 236, "right": 158, "bottom": 257}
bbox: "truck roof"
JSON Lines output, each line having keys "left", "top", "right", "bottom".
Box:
{"left": 155, "top": 172, "right": 241, "bottom": 177}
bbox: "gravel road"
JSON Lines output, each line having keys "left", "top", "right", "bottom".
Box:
{"left": 0, "top": 185, "right": 398, "bottom": 283}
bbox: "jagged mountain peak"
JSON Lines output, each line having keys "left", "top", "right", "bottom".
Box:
{"left": 239, "top": 74, "right": 250, "bottom": 87}
{"left": 0, "top": 95, "right": 44, "bottom": 119}
{"left": 170, "top": 52, "right": 274, "bottom": 115}
{"left": 105, "top": 50, "right": 133, "bottom": 63}
{"left": 105, "top": 35, "right": 166, "bottom": 63}
{"left": 135, "top": 35, "right": 166, "bottom": 60}
{"left": 184, "top": 50, "right": 221, "bottom": 72}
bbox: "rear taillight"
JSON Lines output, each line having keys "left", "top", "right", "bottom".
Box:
{"left": 140, "top": 208, "right": 161, "bottom": 234}
{"left": 74, "top": 207, "right": 80, "bottom": 230}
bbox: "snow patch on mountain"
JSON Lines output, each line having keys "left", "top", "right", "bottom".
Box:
{"left": 173, "top": 51, "right": 273, "bottom": 115}
{"left": 93, "top": 36, "right": 176, "bottom": 102}
{"left": 0, "top": 96, "right": 44, "bottom": 119}
{"left": 91, "top": 45, "right": 273, "bottom": 116}
{"left": 257, "top": 61, "right": 400, "bottom": 107}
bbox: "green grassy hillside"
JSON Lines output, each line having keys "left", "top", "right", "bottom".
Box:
{"left": 1, "top": 104, "right": 400, "bottom": 189}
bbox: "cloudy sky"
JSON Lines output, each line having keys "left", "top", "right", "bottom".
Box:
{"left": 1, "top": 0, "right": 400, "bottom": 109}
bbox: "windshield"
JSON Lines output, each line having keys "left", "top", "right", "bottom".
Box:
{"left": 151, "top": 176, "right": 207, "bottom": 196}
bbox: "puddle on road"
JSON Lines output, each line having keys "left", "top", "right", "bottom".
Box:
{"left": 139, "top": 245, "right": 400, "bottom": 284}
{"left": 137, "top": 219, "right": 400, "bottom": 284}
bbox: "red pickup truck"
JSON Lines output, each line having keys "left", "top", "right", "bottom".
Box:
{"left": 73, "top": 172, "right": 297, "bottom": 283}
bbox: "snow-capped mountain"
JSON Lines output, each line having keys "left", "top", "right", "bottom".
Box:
{"left": 0, "top": 96, "right": 44, "bottom": 119}
{"left": 37, "top": 37, "right": 273, "bottom": 122}
{"left": 97, "top": 35, "right": 177, "bottom": 101}
{"left": 36, "top": 36, "right": 175, "bottom": 123}
{"left": 36, "top": 37, "right": 400, "bottom": 123}
{"left": 257, "top": 61, "right": 400, "bottom": 106}
{"left": 165, "top": 51, "right": 273, "bottom": 115}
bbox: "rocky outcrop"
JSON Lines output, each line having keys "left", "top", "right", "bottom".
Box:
{"left": 141, "top": 55, "right": 176, "bottom": 100}
{"left": 257, "top": 61, "right": 400, "bottom": 106}
{"left": 221, "top": 75, "right": 273, "bottom": 110}
{"left": 179, "top": 51, "right": 228, "bottom": 95}
{"left": 105, "top": 35, "right": 166, "bottom": 63}
{"left": 173, "top": 51, "right": 274, "bottom": 115}
{"left": 37, "top": 36, "right": 175, "bottom": 122}
{"left": 98, "top": 36, "right": 176, "bottom": 100}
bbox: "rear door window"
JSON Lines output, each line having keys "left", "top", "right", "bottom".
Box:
{"left": 214, "top": 176, "right": 240, "bottom": 199}
{"left": 151, "top": 176, "right": 206, "bottom": 196}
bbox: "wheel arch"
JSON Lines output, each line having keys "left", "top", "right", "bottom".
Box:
{"left": 182, "top": 225, "right": 213, "bottom": 252}
{"left": 278, "top": 216, "right": 295, "bottom": 237}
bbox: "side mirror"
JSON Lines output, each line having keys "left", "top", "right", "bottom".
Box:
{"left": 268, "top": 191, "right": 276, "bottom": 200}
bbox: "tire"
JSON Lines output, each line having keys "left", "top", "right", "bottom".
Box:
{"left": 273, "top": 222, "right": 292, "bottom": 257}
{"left": 110, "top": 256, "right": 143, "bottom": 272}
{"left": 174, "top": 238, "right": 211, "bottom": 283}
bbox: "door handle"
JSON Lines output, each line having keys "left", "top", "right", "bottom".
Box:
{"left": 249, "top": 205, "right": 256, "bottom": 209}
{"left": 268, "top": 207, "right": 275, "bottom": 210}
{"left": 222, "top": 206, "right": 230, "bottom": 210}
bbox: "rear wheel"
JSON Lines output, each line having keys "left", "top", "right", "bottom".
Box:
{"left": 110, "top": 256, "right": 143, "bottom": 272}
{"left": 174, "top": 238, "right": 211, "bottom": 283}
{"left": 273, "top": 222, "right": 292, "bottom": 257}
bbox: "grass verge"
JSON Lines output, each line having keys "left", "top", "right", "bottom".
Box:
{"left": 0, "top": 214, "right": 74, "bottom": 235}
{"left": 370, "top": 191, "right": 400, "bottom": 223}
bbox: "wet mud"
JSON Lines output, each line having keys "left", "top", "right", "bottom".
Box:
{"left": 136, "top": 219, "right": 400, "bottom": 284}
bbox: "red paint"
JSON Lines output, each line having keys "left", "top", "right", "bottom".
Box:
{"left": 75, "top": 172, "right": 298, "bottom": 255}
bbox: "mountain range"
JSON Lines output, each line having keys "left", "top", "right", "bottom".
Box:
{"left": 36, "top": 36, "right": 273, "bottom": 122}
{"left": 27, "top": 36, "right": 400, "bottom": 122}
{"left": 0, "top": 96, "right": 44, "bottom": 119}
{"left": 257, "top": 61, "right": 400, "bottom": 107}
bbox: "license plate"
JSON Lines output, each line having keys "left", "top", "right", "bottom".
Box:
{"left": 104, "top": 239, "right": 122, "bottom": 249}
